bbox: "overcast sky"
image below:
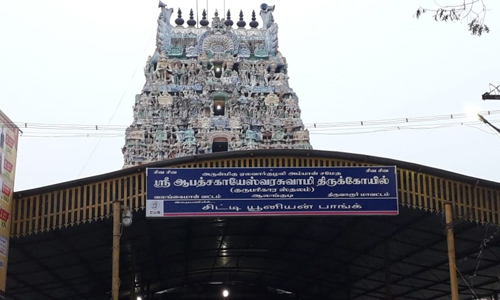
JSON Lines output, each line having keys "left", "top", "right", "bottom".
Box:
{"left": 2, "top": 0, "right": 500, "bottom": 191}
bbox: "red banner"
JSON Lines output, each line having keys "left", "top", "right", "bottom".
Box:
{"left": 4, "top": 136, "right": 13, "bottom": 150}
{"left": 1, "top": 184, "right": 10, "bottom": 198}
{"left": 0, "top": 210, "right": 9, "bottom": 222}
{"left": 2, "top": 160, "right": 12, "bottom": 174}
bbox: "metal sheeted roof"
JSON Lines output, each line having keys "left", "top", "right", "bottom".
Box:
{"left": 6, "top": 206, "right": 500, "bottom": 300}
{"left": 14, "top": 149, "right": 500, "bottom": 198}
{"left": 8, "top": 150, "right": 500, "bottom": 299}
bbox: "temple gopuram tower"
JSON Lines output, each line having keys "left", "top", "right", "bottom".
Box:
{"left": 122, "top": 3, "right": 312, "bottom": 168}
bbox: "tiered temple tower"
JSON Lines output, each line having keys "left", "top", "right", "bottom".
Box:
{"left": 122, "top": 3, "right": 312, "bottom": 168}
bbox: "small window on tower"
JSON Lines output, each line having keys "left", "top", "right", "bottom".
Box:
{"left": 214, "top": 63, "right": 223, "bottom": 78}
{"left": 263, "top": 131, "right": 272, "bottom": 140}
{"left": 212, "top": 137, "right": 228, "bottom": 153}
{"left": 214, "top": 100, "right": 225, "bottom": 116}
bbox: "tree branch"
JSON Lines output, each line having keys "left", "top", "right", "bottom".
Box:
{"left": 415, "top": 0, "right": 489, "bottom": 36}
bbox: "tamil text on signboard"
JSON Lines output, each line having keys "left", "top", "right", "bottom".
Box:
{"left": 146, "top": 166, "right": 398, "bottom": 217}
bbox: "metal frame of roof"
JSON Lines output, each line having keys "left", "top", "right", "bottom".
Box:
{"left": 7, "top": 150, "right": 500, "bottom": 300}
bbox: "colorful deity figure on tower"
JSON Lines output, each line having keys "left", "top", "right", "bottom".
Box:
{"left": 122, "top": 2, "right": 312, "bottom": 168}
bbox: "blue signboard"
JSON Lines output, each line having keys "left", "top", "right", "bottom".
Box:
{"left": 146, "top": 166, "right": 398, "bottom": 217}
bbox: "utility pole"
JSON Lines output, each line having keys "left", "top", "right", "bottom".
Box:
{"left": 482, "top": 83, "right": 500, "bottom": 100}
{"left": 112, "top": 201, "right": 121, "bottom": 300}
{"left": 477, "top": 113, "right": 500, "bottom": 134}
{"left": 445, "top": 201, "right": 459, "bottom": 300}
{"left": 479, "top": 89, "right": 500, "bottom": 300}
{"left": 478, "top": 86, "right": 500, "bottom": 134}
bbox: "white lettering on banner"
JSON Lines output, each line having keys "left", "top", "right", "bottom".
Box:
{"left": 247, "top": 203, "right": 314, "bottom": 211}
{"left": 230, "top": 187, "right": 277, "bottom": 193}
{"left": 319, "top": 203, "right": 363, "bottom": 210}
{"left": 153, "top": 194, "right": 221, "bottom": 200}
{"left": 198, "top": 202, "right": 365, "bottom": 213}
{"left": 171, "top": 176, "right": 316, "bottom": 188}
{"left": 328, "top": 192, "right": 391, "bottom": 198}
{"left": 317, "top": 176, "right": 390, "bottom": 187}
{"left": 155, "top": 174, "right": 391, "bottom": 190}
{"left": 153, "top": 177, "right": 171, "bottom": 188}
{"left": 202, "top": 204, "right": 242, "bottom": 211}
{"left": 251, "top": 194, "right": 294, "bottom": 198}
{"left": 202, "top": 171, "right": 238, "bottom": 177}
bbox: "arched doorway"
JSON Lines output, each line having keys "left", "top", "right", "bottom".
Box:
{"left": 212, "top": 137, "right": 228, "bottom": 152}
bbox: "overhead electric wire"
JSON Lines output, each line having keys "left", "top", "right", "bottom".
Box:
{"left": 21, "top": 134, "right": 123, "bottom": 138}
{"left": 310, "top": 119, "right": 500, "bottom": 131}
{"left": 15, "top": 123, "right": 125, "bottom": 131}
{"left": 464, "top": 124, "right": 500, "bottom": 136}
{"left": 12, "top": 110, "right": 500, "bottom": 131}
{"left": 9, "top": 111, "right": 500, "bottom": 138}
{"left": 305, "top": 110, "right": 500, "bottom": 129}
{"left": 76, "top": 26, "right": 156, "bottom": 178}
